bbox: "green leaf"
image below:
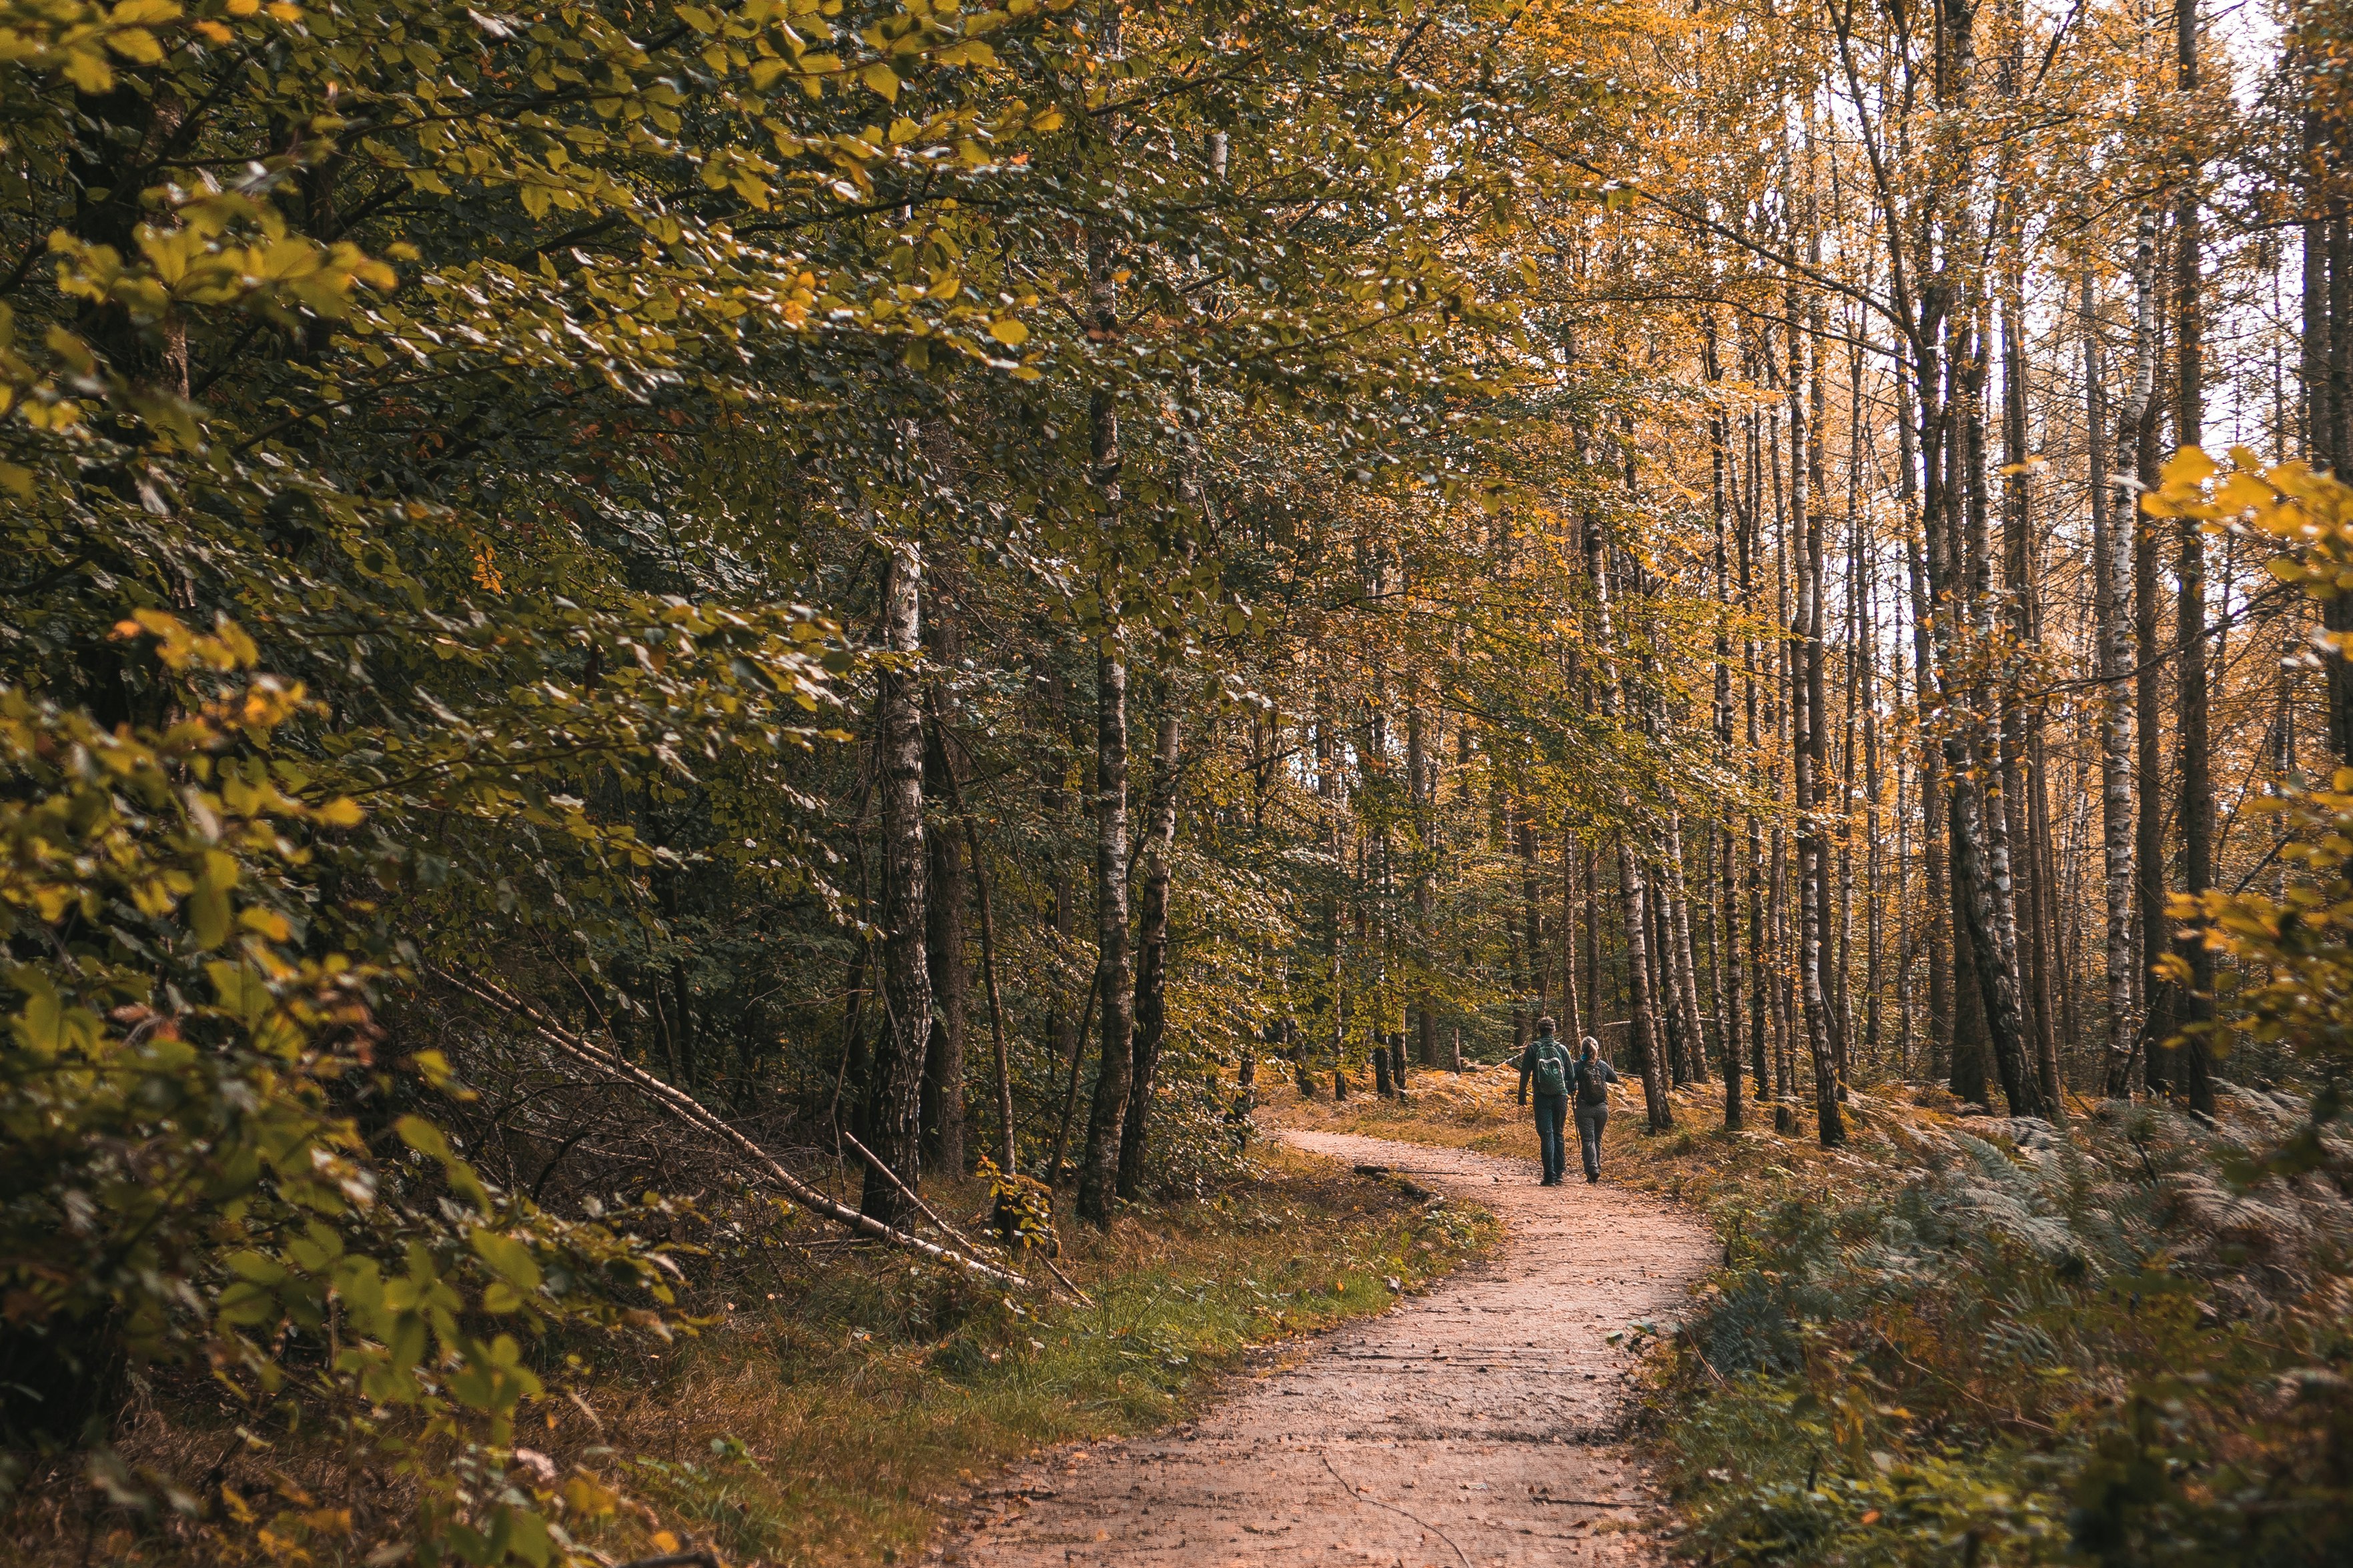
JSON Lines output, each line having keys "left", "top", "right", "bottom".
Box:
{"left": 470, "top": 1227, "right": 543, "bottom": 1291}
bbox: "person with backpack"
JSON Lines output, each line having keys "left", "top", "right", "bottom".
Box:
{"left": 1514, "top": 1016, "right": 1574, "bottom": 1186}
{"left": 1570, "top": 1036, "right": 1620, "bottom": 1183}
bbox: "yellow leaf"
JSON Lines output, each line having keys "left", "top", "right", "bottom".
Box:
{"left": 237, "top": 906, "right": 292, "bottom": 940}
{"left": 564, "top": 1474, "right": 619, "bottom": 1517}
{"left": 2216, "top": 474, "right": 2272, "bottom": 513}
{"left": 861, "top": 61, "right": 898, "bottom": 100}
{"left": 2160, "top": 445, "right": 2216, "bottom": 488}
{"left": 988, "top": 317, "right": 1028, "bottom": 346}
{"left": 61, "top": 46, "right": 115, "bottom": 92}
{"left": 105, "top": 25, "right": 163, "bottom": 59}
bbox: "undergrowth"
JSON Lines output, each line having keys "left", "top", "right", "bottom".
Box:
{"left": 1649, "top": 1087, "right": 2353, "bottom": 1567}
{"left": 13, "top": 1142, "right": 1493, "bottom": 1568}
{"left": 1272, "top": 1062, "right": 2353, "bottom": 1565}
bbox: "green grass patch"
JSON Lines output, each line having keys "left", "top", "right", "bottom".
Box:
{"left": 563, "top": 1144, "right": 1496, "bottom": 1567}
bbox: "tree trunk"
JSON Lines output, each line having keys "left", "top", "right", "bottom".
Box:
{"left": 1584, "top": 496, "right": 1672, "bottom": 1130}
{"left": 2305, "top": 96, "right": 2351, "bottom": 750}
{"left": 1769, "top": 390, "right": 1799, "bottom": 1129}
{"left": 861, "top": 542, "right": 932, "bottom": 1224}
{"left": 1901, "top": 436, "right": 1953, "bottom": 1088}
{"left": 2170, "top": 4, "right": 2216, "bottom": 1116}
{"left": 1115, "top": 696, "right": 1182, "bottom": 1199}
{"left": 1707, "top": 316, "right": 1748, "bottom": 1128}
{"left": 2085, "top": 266, "right": 2140, "bottom": 1096}
{"left": 1791, "top": 307, "right": 1845, "bottom": 1145}
{"left": 1558, "top": 834, "right": 1584, "bottom": 1048}
{"left": 1410, "top": 706, "right": 1440, "bottom": 1065}
{"left": 1651, "top": 891, "right": 1684, "bottom": 1086}
{"left": 1073, "top": 207, "right": 1135, "bottom": 1225}
{"left": 921, "top": 608, "right": 968, "bottom": 1177}
{"left": 969, "top": 826, "right": 1017, "bottom": 1174}
{"left": 2128, "top": 209, "right": 2172, "bottom": 1090}
{"left": 1661, "top": 810, "right": 1710, "bottom": 1089}
{"left": 1949, "top": 824, "right": 1991, "bottom": 1107}
{"left": 1516, "top": 809, "right": 1548, "bottom": 1026}
{"left": 1959, "top": 307, "right": 2046, "bottom": 1120}
{"left": 1742, "top": 460, "right": 1771, "bottom": 1100}
{"left": 1860, "top": 485, "right": 1883, "bottom": 1080}
{"left": 1074, "top": 624, "right": 1134, "bottom": 1225}
{"left": 1999, "top": 289, "right": 2063, "bottom": 1118}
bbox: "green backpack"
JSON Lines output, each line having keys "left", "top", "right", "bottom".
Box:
{"left": 1532, "top": 1038, "right": 1569, "bottom": 1096}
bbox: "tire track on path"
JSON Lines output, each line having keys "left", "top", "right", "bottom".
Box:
{"left": 945, "top": 1126, "right": 1717, "bottom": 1567}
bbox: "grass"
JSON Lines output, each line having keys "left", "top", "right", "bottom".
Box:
{"left": 28, "top": 1140, "right": 1496, "bottom": 1568}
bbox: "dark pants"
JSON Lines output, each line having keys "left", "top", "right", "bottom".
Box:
{"left": 1533, "top": 1093, "right": 1568, "bottom": 1183}
{"left": 1575, "top": 1102, "right": 1609, "bottom": 1180}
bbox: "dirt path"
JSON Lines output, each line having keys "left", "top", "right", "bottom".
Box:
{"left": 946, "top": 1127, "right": 1717, "bottom": 1568}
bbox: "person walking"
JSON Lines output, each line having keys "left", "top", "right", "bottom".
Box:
{"left": 1570, "top": 1036, "right": 1620, "bottom": 1183}
{"left": 1515, "top": 1016, "right": 1574, "bottom": 1186}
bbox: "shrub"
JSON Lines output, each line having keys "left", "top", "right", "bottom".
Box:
{"left": 0, "top": 615, "right": 680, "bottom": 1566}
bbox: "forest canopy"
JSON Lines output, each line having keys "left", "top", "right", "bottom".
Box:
{"left": 4, "top": 0, "right": 2353, "bottom": 1559}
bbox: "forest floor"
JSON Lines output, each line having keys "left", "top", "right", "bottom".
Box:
{"left": 944, "top": 1126, "right": 1717, "bottom": 1568}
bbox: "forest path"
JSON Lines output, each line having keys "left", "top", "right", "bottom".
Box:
{"left": 945, "top": 1127, "right": 1717, "bottom": 1568}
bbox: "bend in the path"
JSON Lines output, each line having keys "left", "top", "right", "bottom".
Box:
{"left": 945, "top": 1126, "right": 1717, "bottom": 1567}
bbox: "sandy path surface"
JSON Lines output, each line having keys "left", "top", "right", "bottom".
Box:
{"left": 945, "top": 1126, "right": 1717, "bottom": 1568}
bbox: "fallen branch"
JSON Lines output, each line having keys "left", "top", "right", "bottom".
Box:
{"left": 1039, "top": 1253, "right": 1095, "bottom": 1309}
{"left": 835, "top": 1122, "right": 1028, "bottom": 1285}
{"left": 433, "top": 966, "right": 1031, "bottom": 1291}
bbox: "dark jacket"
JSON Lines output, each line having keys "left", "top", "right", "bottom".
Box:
{"left": 1571, "top": 1056, "right": 1620, "bottom": 1108}
{"left": 1516, "top": 1034, "right": 1573, "bottom": 1102}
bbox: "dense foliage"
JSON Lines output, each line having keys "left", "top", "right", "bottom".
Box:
{"left": 0, "top": 0, "right": 1623, "bottom": 1557}
{"left": 10, "top": 0, "right": 2353, "bottom": 1557}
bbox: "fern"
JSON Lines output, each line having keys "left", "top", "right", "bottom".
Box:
{"left": 1664, "top": 1097, "right": 2353, "bottom": 1567}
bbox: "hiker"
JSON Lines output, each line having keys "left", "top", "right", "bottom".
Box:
{"left": 1514, "top": 1015, "right": 1574, "bottom": 1186}
{"left": 1570, "top": 1036, "right": 1620, "bottom": 1183}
